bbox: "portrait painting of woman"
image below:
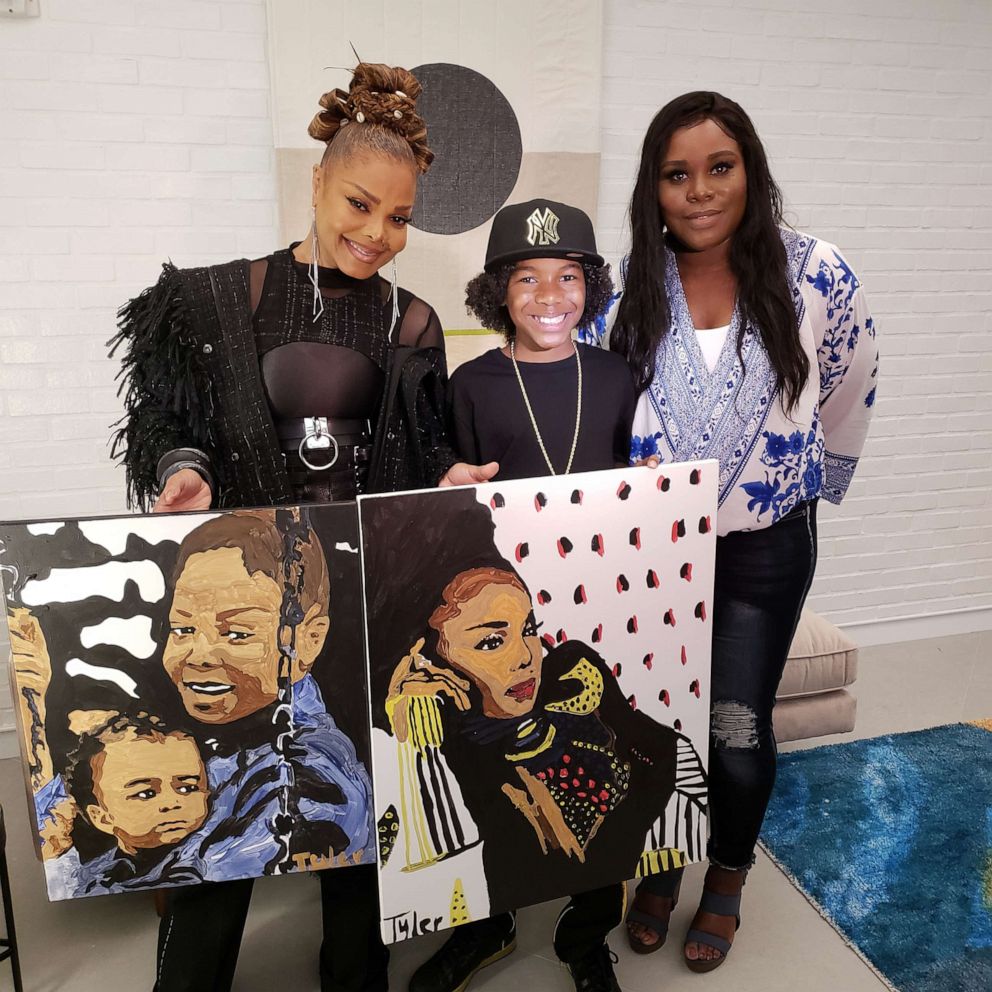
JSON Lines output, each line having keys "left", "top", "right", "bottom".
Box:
{"left": 360, "top": 478, "right": 711, "bottom": 933}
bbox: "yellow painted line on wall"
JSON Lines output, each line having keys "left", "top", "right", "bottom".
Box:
{"left": 443, "top": 328, "right": 499, "bottom": 336}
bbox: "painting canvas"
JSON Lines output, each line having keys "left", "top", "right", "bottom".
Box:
{"left": 1, "top": 505, "right": 375, "bottom": 900}
{"left": 358, "top": 463, "right": 717, "bottom": 944}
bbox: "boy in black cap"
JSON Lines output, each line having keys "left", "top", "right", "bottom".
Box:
{"left": 409, "top": 200, "right": 634, "bottom": 992}
{"left": 446, "top": 198, "right": 634, "bottom": 483}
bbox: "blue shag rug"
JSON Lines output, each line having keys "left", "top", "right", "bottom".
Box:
{"left": 761, "top": 721, "right": 992, "bottom": 992}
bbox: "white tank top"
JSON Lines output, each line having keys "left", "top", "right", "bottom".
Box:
{"left": 694, "top": 324, "right": 730, "bottom": 372}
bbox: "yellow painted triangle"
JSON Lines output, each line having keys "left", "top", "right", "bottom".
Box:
{"left": 450, "top": 877, "right": 470, "bottom": 927}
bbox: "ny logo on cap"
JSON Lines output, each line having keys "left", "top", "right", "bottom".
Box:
{"left": 525, "top": 207, "right": 560, "bottom": 247}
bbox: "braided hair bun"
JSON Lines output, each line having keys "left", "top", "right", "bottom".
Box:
{"left": 309, "top": 62, "right": 433, "bottom": 174}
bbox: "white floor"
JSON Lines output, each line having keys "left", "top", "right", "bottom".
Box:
{"left": 1, "top": 630, "right": 989, "bottom": 992}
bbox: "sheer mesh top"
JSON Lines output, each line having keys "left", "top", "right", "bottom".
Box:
{"left": 253, "top": 246, "right": 443, "bottom": 420}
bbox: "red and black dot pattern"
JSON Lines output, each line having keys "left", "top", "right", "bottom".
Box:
{"left": 478, "top": 465, "right": 714, "bottom": 745}
{"left": 532, "top": 746, "right": 630, "bottom": 848}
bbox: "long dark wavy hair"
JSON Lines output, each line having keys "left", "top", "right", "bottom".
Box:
{"left": 612, "top": 91, "right": 808, "bottom": 411}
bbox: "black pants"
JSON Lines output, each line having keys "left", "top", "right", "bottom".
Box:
{"left": 455, "top": 882, "right": 627, "bottom": 964}
{"left": 640, "top": 500, "right": 818, "bottom": 897}
{"left": 154, "top": 864, "right": 388, "bottom": 992}
{"left": 707, "top": 499, "right": 818, "bottom": 868}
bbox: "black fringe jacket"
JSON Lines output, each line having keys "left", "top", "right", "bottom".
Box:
{"left": 109, "top": 259, "right": 458, "bottom": 511}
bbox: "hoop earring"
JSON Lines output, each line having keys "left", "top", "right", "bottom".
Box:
{"left": 310, "top": 207, "right": 324, "bottom": 322}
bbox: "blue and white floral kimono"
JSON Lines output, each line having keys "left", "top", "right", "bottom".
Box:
{"left": 617, "top": 229, "right": 877, "bottom": 536}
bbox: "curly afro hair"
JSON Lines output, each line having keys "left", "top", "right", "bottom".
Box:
{"left": 465, "top": 261, "right": 615, "bottom": 341}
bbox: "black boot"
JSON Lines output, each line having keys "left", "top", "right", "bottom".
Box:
{"left": 408, "top": 914, "right": 516, "bottom": 992}
{"left": 565, "top": 943, "right": 621, "bottom": 992}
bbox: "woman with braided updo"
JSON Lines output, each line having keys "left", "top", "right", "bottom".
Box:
{"left": 111, "top": 62, "right": 496, "bottom": 992}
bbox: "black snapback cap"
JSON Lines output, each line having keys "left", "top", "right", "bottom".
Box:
{"left": 484, "top": 198, "right": 604, "bottom": 272}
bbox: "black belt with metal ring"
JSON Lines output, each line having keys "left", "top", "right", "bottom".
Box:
{"left": 275, "top": 417, "right": 371, "bottom": 473}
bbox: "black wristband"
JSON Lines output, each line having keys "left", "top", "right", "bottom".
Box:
{"left": 156, "top": 448, "right": 215, "bottom": 494}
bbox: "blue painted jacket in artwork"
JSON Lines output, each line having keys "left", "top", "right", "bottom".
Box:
{"left": 620, "top": 230, "right": 878, "bottom": 535}
{"left": 38, "top": 674, "right": 375, "bottom": 898}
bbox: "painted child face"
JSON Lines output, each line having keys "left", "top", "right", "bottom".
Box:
{"left": 163, "top": 546, "right": 328, "bottom": 724}
{"left": 504, "top": 258, "right": 586, "bottom": 359}
{"left": 312, "top": 152, "right": 417, "bottom": 278}
{"left": 440, "top": 582, "right": 543, "bottom": 720}
{"left": 87, "top": 731, "right": 208, "bottom": 854}
{"left": 657, "top": 117, "right": 747, "bottom": 255}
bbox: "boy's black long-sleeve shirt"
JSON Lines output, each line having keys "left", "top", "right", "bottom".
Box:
{"left": 447, "top": 344, "right": 636, "bottom": 481}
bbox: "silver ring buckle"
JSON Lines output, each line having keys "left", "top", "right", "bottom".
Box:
{"left": 298, "top": 417, "right": 340, "bottom": 472}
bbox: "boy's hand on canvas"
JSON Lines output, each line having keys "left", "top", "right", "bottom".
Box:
{"left": 632, "top": 456, "right": 661, "bottom": 468}
{"left": 385, "top": 638, "right": 471, "bottom": 743}
{"left": 438, "top": 461, "right": 500, "bottom": 487}
{"left": 153, "top": 468, "right": 212, "bottom": 514}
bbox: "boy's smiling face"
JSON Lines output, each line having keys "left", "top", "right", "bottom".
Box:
{"left": 504, "top": 258, "right": 586, "bottom": 361}
{"left": 163, "top": 546, "right": 329, "bottom": 724}
{"left": 87, "top": 730, "right": 209, "bottom": 854}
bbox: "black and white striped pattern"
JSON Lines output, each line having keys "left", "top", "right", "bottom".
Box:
{"left": 644, "top": 737, "right": 708, "bottom": 861}
{"left": 415, "top": 745, "right": 474, "bottom": 858}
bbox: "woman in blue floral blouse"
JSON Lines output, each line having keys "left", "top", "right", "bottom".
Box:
{"left": 610, "top": 91, "right": 877, "bottom": 973}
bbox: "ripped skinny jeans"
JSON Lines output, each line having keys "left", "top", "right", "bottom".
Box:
{"left": 705, "top": 498, "right": 818, "bottom": 870}
{"left": 639, "top": 499, "right": 819, "bottom": 901}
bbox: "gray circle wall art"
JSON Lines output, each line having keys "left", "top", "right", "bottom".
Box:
{"left": 411, "top": 63, "right": 522, "bottom": 236}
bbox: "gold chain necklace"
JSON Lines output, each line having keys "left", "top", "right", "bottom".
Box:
{"left": 509, "top": 339, "right": 582, "bottom": 475}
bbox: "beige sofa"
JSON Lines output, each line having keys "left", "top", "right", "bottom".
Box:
{"left": 773, "top": 608, "right": 858, "bottom": 744}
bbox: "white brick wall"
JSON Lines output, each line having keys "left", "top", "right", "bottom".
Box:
{"left": 598, "top": 0, "right": 992, "bottom": 636}
{"left": 0, "top": 0, "right": 278, "bottom": 752}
